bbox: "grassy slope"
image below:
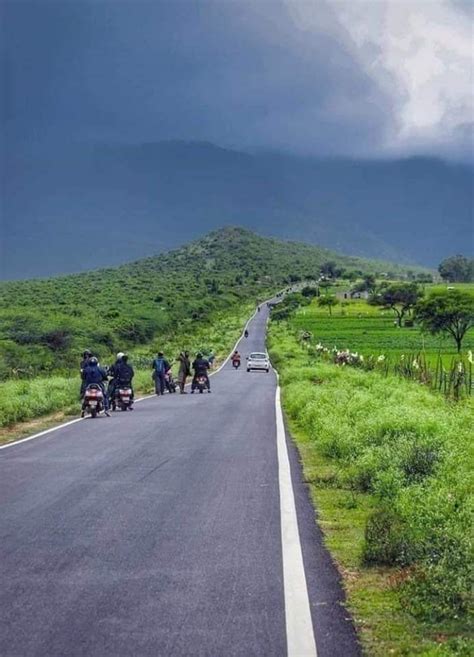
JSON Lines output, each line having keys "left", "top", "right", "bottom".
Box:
{"left": 268, "top": 323, "right": 473, "bottom": 656}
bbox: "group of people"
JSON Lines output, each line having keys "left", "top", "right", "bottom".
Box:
{"left": 80, "top": 350, "right": 135, "bottom": 416}
{"left": 80, "top": 347, "right": 217, "bottom": 414}
{"left": 153, "top": 351, "right": 213, "bottom": 394}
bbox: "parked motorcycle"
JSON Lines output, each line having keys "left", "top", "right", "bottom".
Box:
{"left": 82, "top": 383, "right": 104, "bottom": 418}
{"left": 111, "top": 386, "right": 133, "bottom": 411}
{"left": 165, "top": 371, "right": 177, "bottom": 393}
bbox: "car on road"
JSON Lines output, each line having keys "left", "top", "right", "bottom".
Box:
{"left": 247, "top": 352, "right": 270, "bottom": 373}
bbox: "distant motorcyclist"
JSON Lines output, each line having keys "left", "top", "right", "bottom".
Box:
{"left": 231, "top": 350, "right": 241, "bottom": 369}
{"left": 82, "top": 357, "right": 110, "bottom": 416}
{"left": 152, "top": 352, "right": 170, "bottom": 396}
{"left": 191, "top": 353, "right": 211, "bottom": 393}
{"left": 244, "top": 329, "right": 249, "bottom": 338}
{"left": 114, "top": 354, "right": 135, "bottom": 408}
{"left": 107, "top": 352, "right": 124, "bottom": 403}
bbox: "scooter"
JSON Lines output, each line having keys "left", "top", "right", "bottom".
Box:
{"left": 81, "top": 384, "right": 104, "bottom": 418}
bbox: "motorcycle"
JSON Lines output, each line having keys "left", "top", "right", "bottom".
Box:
{"left": 195, "top": 374, "right": 208, "bottom": 393}
{"left": 82, "top": 383, "right": 104, "bottom": 418}
{"left": 232, "top": 359, "right": 241, "bottom": 369}
{"left": 165, "top": 371, "right": 177, "bottom": 393}
{"left": 112, "top": 386, "right": 133, "bottom": 411}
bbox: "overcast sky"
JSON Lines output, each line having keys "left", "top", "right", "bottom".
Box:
{"left": 2, "top": 0, "right": 473, "bottom": 160}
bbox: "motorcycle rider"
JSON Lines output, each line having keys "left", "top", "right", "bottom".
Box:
{"left": 80, "top": 349, "right": 93, "bottom": 397}
{"left": 231, "top": 350, "right": 241, "bottom": 368}
{"left": 152, "top": 352, "right": 170, "bottom": 396}
{"left": 107, "top": 352, "right": 124, "bottom": 404}
{"left": 82, "top": 356, "right": 110, "bottom": 416}
{"left": 115, "top": 354, "right": 135, "bottom": 408}
{"left": 244, "top": 329, "right": 249, "bottom": 338}
{"left": 191, "top": 352, "right": 211, "bottom": 393}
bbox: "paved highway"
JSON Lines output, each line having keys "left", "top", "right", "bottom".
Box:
{"left": 0, "top": 306, "right": 359, "bottom": 657}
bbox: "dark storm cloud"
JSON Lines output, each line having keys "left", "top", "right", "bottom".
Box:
{"left": 2, "top": 0, "right": 396, "bottom": 157}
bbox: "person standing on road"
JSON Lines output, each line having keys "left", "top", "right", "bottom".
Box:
{"left": 191, "top": 352, "right": 211, "bottom": 393}
{"left": 152, "top": 352, "right": 170, "bottom": 396}
{"left": 177, "top": 351, "right": 191, "bottom": 394}
{"left": 208, "top": 350, "right": 216, "bottom": 368}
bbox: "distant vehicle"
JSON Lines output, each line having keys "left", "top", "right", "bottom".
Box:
{"left": 82, "top": 383, "right": 105, "bottom": 418}
{"left": 111, "top": 387, "right": 133, "bottom": 411}
{"left": 247, "top": 352, "right": 270, "bottom": 373}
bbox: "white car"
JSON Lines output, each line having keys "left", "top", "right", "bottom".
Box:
{"left": 247, "top": 352, "right": 270, "bottom": 373}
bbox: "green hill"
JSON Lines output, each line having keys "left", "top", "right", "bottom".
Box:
{"left": 0, "top": 227, "right": 419, "bottom": 379}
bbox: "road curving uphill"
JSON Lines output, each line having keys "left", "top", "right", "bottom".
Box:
{"left": 0, "top": 305, "right": 359, "bottom": 657}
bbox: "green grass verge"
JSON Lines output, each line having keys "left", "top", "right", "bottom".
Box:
{"left": 268, "top": 322, "right": 473, "bottom": 656}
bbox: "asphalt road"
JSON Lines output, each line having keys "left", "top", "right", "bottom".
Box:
{"left": 0, "top": 306, "right": 360, "bottom": 657}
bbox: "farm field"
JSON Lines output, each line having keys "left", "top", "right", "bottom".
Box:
{"left": 291, "top": 283, "right": 474, "bottom": 365}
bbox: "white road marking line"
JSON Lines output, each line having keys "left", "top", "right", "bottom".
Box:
{"left": 0, "top": 417, "right": 84, "bottom": 450}
{"left": 275, "top": 381, "right": 318, "bottom": 657}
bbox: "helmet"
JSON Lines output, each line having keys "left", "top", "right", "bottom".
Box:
{"left": 116, "top": 352, "right": 125, "bottom": 360}
{"left": 83, "top": 349, "right": 92, "bottom": 358}
{"left": 89, "top": 357, "right": 98, "bottom": 365}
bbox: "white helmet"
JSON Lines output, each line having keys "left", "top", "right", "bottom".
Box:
{"left": 116, "top": 352, "right": 125, "bottom": 360}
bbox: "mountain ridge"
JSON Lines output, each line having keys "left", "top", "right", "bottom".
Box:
{"left": 3, "top": 141, "right": 472, "bottom": 278}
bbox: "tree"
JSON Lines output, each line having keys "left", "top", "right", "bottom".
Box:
{"left": 320, "top": 261, "right": 342, "bottom": 279}
{"left": 318, "top": 295, "right": 338, "bottom": 316}
{"left": 415, "top": 290, "right": 474, "bottom": 353}
{"left": 301, "top": 285, "right": 318, "bottom": 298}
{"left": 370, "top": 283, "right": 423, "bottom": 327}
{"left": 438, "top": 255, "right": 474, "bottom": 283}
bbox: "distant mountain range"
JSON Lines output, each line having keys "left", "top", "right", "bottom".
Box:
{"left": 2, "top": 140, "right": 472, "bottom": 279}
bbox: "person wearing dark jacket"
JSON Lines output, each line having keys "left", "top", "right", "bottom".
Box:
{"left": 152, "top": 352, "right": 170, "bottom": 396}
{"left": 80, "top": 349, "right": 93, "bottom": 396}
{"left": 115, "top": 354, "right": 135, "bottom": 407}
{"left": 82, "top": 357, "right": 110, "bottom": 415}
{"left": 191, "top": 353, "right": 211, "bottom": 393}
{"left": 107, "top": 352, "right": 124, "bottom": 404}
{"left": 177, "top": 351, "right": 191, "bottom": 394}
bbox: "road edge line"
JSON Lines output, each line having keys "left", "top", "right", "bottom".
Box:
{"left": 275, "top": 375, "right": 318, "bottom": 656}
{"left": 0, "top": 417, "right": 85, "bottom": 450}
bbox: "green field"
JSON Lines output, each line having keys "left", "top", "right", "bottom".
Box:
{"left": 291, "top": 284, "right": 474, "bottom": 365}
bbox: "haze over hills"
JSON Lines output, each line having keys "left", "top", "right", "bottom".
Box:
{"left": 2, "top": 141, "right": 472, "bottom": 279}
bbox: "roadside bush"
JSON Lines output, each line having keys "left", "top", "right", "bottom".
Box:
{"left": 363, "top": 507, "right": 412, "bottom": 565}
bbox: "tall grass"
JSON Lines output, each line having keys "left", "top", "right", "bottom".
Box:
{"left": 269, "top": 323, "right": 473, "bottom": 625}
